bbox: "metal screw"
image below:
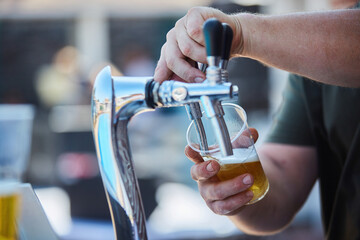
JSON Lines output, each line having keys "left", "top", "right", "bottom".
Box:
{"left": 172, "top": 87, "right": 188, "bottom": 101}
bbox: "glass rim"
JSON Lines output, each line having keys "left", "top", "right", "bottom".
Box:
{"left": 186, "top": 103, "right": 247, "bottom": 154}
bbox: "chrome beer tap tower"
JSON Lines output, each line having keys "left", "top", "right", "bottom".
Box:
{"left": 91, "top": 19, "right": 237, "bottom": 240}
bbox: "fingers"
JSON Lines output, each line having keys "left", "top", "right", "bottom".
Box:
{"left": 207, "top": 189, "right": 254, "bottom": 215}
{"left": 154, "top": 7, "right": 234, "bottom": 83}
{"left": 176, "top": 18, "right": 207, "bottom": 63}
{"left": 184, "top": 7, "right": 207, "bottom": 45}
{"left": 185, "top": 144, "right": 255, "bottom": 216}
{"left": 154, "top": 44, "right": 172, "bottom": 83}
{"left": 200, "top": 174, "right": 254, "bottom": 215}
{"left": 165, "top": 40, "right": 204, "bottom": 82}
{"left": 200, "top": 173, "right": 253, "bottom": 200}
{"left": 154, "top": 19, "right": 205, "bottom": 83}
{"left": 190, "top": 160, "right": 220, "bottom": 181}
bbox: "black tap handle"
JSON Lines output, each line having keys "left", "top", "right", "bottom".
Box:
{"left": 203, "top": 18, "right": 223, "bottom": 58}
{"left": 221, "top": 23, "right": 233, "bottom": 61}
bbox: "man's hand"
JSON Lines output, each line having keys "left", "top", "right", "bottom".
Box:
{"left": 185, "top": 145, "right": 254, "bottom": 215}
{"left": 154, "top": 7, "right": 243, "bottom": 83}
{"left": 184, "top": 128, "right": 259, "bottom": 215}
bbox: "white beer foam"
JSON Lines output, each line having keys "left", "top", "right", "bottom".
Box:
{"left": 211, "top": 148, "right": 259, "bottom": 164}
{"left": 0, "top": 181, "right": 19, "bottom": 196}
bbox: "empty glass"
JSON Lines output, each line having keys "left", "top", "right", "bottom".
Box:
{"left": 0, "top": 104, "right": 34, "bottom": 240}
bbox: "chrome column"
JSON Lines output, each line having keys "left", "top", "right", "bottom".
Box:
{"left": 92, "top": 66, "right": 152, "bottom": 240}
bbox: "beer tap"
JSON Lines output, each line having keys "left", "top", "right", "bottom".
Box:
{"left": 91, "top": 18, "right": 237, "bottom": 240}
{"left": 200, "top": 18, "right": 233, "bottom": 157}
{"left": 185, "top": 19, "right": 235, "bottom": 157}
{"left": 220, "top": 23, "right": 233, "bottom": 82}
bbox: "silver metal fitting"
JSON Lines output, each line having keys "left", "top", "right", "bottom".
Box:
{"left": 221, "top": 69, "right": 228, "bottom": 83}
{"left": 158, "top": 81, "right": 172, "bottom": 105}
{"left": 172, "top": 87, "right": 188, "bottom": 102}
{"left": 206, "top": 66, "right": 221, "bottom": 85}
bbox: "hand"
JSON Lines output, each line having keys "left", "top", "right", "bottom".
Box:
{"left": 154, "top": 7, "right": 244, "bottom": 83}
{"left": 185, "top": 128, "right": 258, "bottom": 215}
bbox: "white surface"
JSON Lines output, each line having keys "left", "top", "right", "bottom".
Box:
{"left": 35, "top": 187, "right": 72, "bottom": 235}
{"left": 62, "top": 219, "right": 115, "bottom": 240}
{"left": 148, "top": 182, "right": 241, "bottom": 239}
{"left": 18, "top": 183, "right": 58, "bottom": 240}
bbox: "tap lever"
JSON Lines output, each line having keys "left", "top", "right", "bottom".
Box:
{"left": 203, "top": 18, "right": 223, "bottom": 84}
{"left": 203, "top": 18, "right": 223, "bottom": 64}
{"left": 220, "top": 23, "right": 233, "bottom": 72}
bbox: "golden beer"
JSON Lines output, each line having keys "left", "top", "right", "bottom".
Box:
{"left": 0, "top": 182, "right": 20, "bottom": 240}
{"left": 204, "top": 148, "right": 269, "bottom": 204}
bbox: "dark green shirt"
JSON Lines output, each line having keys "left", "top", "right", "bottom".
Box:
{"left": 266, "top": 74, "right": 360, "bottom": 239}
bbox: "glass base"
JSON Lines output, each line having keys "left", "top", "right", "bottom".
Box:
{"left": 246, "top": 182, "right": 270, "bottom": 205}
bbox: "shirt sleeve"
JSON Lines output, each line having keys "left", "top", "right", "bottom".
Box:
{"left": 265, "top": 74, "right": 315, "bottom": 146}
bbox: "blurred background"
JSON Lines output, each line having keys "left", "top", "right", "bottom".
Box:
{"left": 0, "top": 0, "right": 331, "bottom": 239}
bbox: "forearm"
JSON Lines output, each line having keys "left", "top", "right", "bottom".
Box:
{"left": 235, "top": 9, "right": 360, "bottom": 87}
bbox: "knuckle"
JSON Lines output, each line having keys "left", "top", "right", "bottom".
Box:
{"left": 205, "top": 200, "right": 220, "bottom": 214}
{"left": 166, "top": 29, "right": 174, "bottom": 41}
{"left": 181, "top": 68, "right": 194, "bottom": 81}
{"left": 211, "top": 185, "right": 226, "bottom": 200}
{"left": 190, "top": 162, "right": 207, "bottom": 181}
{"left": 233, "top": 178, "right": 246, "bottom": 191}
{"left": 187, "top": 25, "right": 202, "bottom": 40}
{"left": 180, "top": 42, "right": 192, "bottom": 57}
{"left": 166, "top": 56, "right": 176, "bottom": 70}
{"left": 238, "top": 193, "right": 251, "bottom": 206}
{"left": 154, "top": 62, "right": 161, "bottom": 72}
{"left": 174, "top": 18, "right": 183, "bottom": 28}
{"left": 160, "top": 44, "right": 166, "bottom": 54}
{"left": 190, "top": 166, "right": 198, "bottom": 181}
{"left": 187, "top": 6, "right": 201, "bottom": 16}
{"left": 199, "top": 187, "right": 208, "bottom": 200}
{"left": 205, "top": 200, "right": 218, "bottom": 214}
{"left": 212, "top": 201, "right": 231, "bottom": 215}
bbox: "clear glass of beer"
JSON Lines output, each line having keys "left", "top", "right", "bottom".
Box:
{"left": 186, "top": 103, "right": 269, "bottom": 204}
{"left": 0, "top": 104, "right": 34, "bottom": 240}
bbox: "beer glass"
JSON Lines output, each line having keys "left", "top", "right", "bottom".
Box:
{"left": 0, "top": 104, "right": 34, "bottom": 240}
{"left": 186, "top": 103, "right": 269, "bottom": 204}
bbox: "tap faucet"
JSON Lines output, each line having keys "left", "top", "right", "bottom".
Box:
{"left": 91, "top": 18, "right": 237, "bottom": 240}
{"left": 185, "top": 19, "right": 235, "bottom": 157}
